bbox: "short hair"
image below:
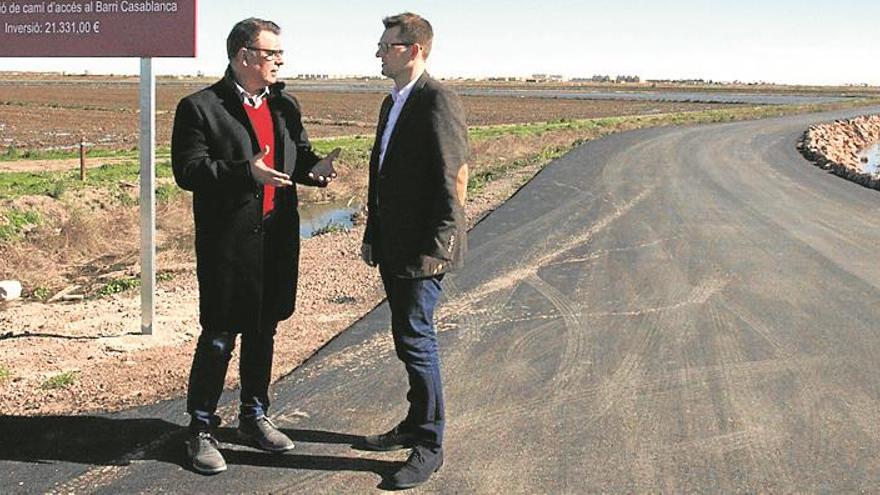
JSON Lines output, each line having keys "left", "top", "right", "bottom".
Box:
{"left": 383, "top": 12, "right": 433, "bottom": 58}
{"left": 226, "top": 18, "right": 281, "bottom": 60}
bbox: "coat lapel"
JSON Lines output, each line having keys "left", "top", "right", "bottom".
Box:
{"left": 370, "top": 96, "right": 393, "bottom": 170}
{"left": 381, "top": 72, "right": 429, "bottom": 169}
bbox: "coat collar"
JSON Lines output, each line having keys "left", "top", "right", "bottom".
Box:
{"left": 221, "top": 66, "right": 287, "bottom": 102}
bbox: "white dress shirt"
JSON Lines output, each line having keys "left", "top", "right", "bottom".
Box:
{"left": 234, "top": 81, "right": 269, "bottom": 109}
{"left": 379, "top": 71, "right": 423, "bottom": 169}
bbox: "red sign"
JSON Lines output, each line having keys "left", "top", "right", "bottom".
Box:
{"left": 0, "top": 0, "right": 196, "bottom": 57}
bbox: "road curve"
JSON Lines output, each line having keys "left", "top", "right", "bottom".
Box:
{"left": 5, "top": 105, "right": 880, "bottom": 493}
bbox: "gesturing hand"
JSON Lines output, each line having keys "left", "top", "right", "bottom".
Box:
{"left": 308, "top": 147, "right": 341, "bottom": 184}
{"left": 250, "top": 145, "right": 293, "bottom": 187}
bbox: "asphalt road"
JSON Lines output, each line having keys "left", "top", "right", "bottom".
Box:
{"left": 4, "top": 105, "right": 880, "bottom": 493}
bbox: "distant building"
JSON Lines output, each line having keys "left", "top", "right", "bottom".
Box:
{"left": 615, "top": 75, "right": 640, "bottom": 83}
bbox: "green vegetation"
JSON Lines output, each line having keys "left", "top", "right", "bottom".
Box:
{"left": 468, "top": 145, "right": 569, "bottom": 195}
{"left": 0, "top": 145, "right": 169, "bottom": 162}
{"left": 0, "top": 208, "right": 41, "bottom": 241}
{"left": 0, "top": 366, "right": 11, "bottom": 381}
{"left": 312, "top": 135, "right": 374, "bottom": 168}
{"left": 31, "top": 286, "right": 51, "bottom": 301}
{"left": 311, "top": 221, "right": 349, "bottom": 237}
{"left": 0, "top": 159, "right": 174, "bottom": 200}
{"left": 155, "top": 182, "right": 182, "bottom": 203}
{"left": 97, "top": 277, "right": 140, "bottom": 297}
{"left": 41, "top": 371, "right": 78, "bottom": 390}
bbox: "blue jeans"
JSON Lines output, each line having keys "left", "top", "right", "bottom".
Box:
{"left": 186, "top": 323, "right": 277, "bottom": 432}
{"left": 380, "top": 265, "right": 445, "bottom": 449}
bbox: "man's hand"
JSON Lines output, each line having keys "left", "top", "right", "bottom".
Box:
{"left": 308, "top": 147, "right": 341, "bottom": 184}
{"left": 361, "top": 243, "right": 376, "bottom": 267}
{"left": 250, "top": 145, "right": 293, "bottom": 187}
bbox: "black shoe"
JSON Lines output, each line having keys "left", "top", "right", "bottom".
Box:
{"left": 357, "top": 424, "right": 418, "bottom": 452}
{"left": 387, "top": 445, "right": 443, "bottom": 490}
{"left": 237, "top": 416, "right": 295, "bottom": 452}
{"left": 186, "top": 431, "right": 227, "bottom": 475}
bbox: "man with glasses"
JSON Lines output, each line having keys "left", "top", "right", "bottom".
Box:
{"left": 171, "top": 17, "right": 339, "bottom": 475}
{"left": 357, "top": 12, "right": 469, "bottom": 490}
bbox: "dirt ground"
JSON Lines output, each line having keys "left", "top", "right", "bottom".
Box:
{"left": 0, "top": 153, "right": 540, "bottom": 417}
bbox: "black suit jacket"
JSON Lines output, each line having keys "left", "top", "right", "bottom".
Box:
{"left": 171, "top": 67, "right": 324, "bottom": 332}
{"left": 363, "top": 72, "right": 470, "bottom": 278}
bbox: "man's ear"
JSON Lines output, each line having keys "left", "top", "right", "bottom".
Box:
{"left": 409, "top": 44, "right": 422, "bottom": 61}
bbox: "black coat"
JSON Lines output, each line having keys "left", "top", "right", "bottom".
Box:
{"left": 363, "top": 73, "right": 470, "bottom": 278}
{"left": 171, "top": 68, "right": 322, "bottom": 332}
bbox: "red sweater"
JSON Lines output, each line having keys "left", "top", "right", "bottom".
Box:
{"left": 243, "top": 103, "right": 277, "bottom": 216}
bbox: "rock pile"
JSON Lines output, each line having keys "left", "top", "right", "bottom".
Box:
{"left": 799, "top": 114, "right": 880, "bottom": 188}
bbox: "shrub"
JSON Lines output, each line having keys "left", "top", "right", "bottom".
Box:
{"left": 41, "top": 371, "right": 78, "bottom": 390}
{"left": 0, "top": 209, "right": 41, "bottom": 242}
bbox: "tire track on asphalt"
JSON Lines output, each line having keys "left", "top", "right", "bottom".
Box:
{"left": 454, "top": 187, "right": 655, "bottom": 311}
{"left": 709, "top": 300, "right": 792, "bottom": 491}
{"left": 524, "top": 273, "right": 587, "bottom": 390}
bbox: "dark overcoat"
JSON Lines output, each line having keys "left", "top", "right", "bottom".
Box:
{"left": 363, "top": 72, "right": 470, "bottom": 278}
{"left": 171, "top": 68, "right": 322, "bottom": 333}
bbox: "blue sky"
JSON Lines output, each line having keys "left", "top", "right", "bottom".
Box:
{"left": 0, "top": 0, "right": 877, "bottom": 85}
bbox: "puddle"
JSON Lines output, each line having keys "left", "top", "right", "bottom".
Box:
{"left": 859, "top": 142, "right": 880, "bottom": 175}
{"left": 299, "top": 200, "right": 360, "bottom": 239}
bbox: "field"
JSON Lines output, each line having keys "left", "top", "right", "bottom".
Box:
{"left": 0, "top": 78, "right": 747, "bottom": 153}
{"left": 1, "top": 73, "right": 878, "bottom": 416}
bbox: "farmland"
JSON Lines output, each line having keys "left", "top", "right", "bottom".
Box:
{"left": 0, "top": 77, "right": 748, "bottom": 153}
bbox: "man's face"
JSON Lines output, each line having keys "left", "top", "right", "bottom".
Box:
{"left": 376, "top": 26, "right": 413, "bottom": 80}
{"left": 240, "top": 30, "right": 283, "bottom": 88}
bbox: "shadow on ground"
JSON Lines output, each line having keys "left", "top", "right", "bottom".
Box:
{"left": 0, "top": 415, "right": 397, "bottom": 479}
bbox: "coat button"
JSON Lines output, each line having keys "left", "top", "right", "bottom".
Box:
{"left": 253, "top": 225, "right": 262, "bottom": 233}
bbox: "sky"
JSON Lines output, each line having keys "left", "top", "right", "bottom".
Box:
{"left": 0, "top": 0, "right": 877, "bottom": 85}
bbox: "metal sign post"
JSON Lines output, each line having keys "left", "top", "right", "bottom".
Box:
{"left": 139, "top": 58, "right": 156, "bottom": 336}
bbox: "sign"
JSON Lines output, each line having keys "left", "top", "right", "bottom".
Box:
{"left": 0, "top": 0, "right": 196, "bottom": 57}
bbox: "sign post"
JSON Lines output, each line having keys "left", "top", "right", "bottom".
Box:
{"left": 0, "top": 0, "right": 197, "bottom": 336}
{"left": 139, "top": 57, "right": 156, "bottom": 335}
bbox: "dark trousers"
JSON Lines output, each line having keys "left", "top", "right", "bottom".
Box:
{"left": 186, "top": 322, "right": 277, "bottom": 432}
{"left": 380, "top": 265, "right": 445, "bottom": 449}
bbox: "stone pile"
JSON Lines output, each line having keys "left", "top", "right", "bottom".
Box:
{"left": 799, "top": 114, "right": 880, "bottom": 188}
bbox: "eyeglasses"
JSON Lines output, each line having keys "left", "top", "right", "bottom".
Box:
{"left": 245, "top": 46, "right": 284, "bottom": 61}
{"left": 376, "top": 42, "right": 413, "bottom": 54}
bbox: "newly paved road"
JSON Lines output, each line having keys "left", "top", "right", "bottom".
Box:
{"left": 4, "top": 106, "right": 880, "bottom": 493}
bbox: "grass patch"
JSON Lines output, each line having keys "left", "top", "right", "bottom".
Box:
{"left": 156, "top": 183, "right": 182, "bottom": 203}
{"left": 312, "top": 135, "right": 374, "bottom": 168}
{"left": 468, "top": 144, "right": 569, "bottom": 195}
{"left": 0, "top": 208, "right": 41, "bottom": 241}
{"left": 0, "top": 366, "right": 11, "bottom": 381}
{"left": 41, "top": 371, "right": 78, "bottom": 390}
{"left": 30, "top": 286, "right": 51, "bottom": 301}
{"left": 0, "top": 145, "right": 170, "bottom": 162}
{"left": 311, "top": 221, "right": 349, "bottom": 237}
{"left": 97, "top": 277, "right": 140, "bottom": 297}
{"left": 0, "top": 159, "right": 174, "bottom": 200}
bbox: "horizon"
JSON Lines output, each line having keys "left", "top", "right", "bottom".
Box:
{"left": 0, "top": 0, "right": 878, "bottom": 86}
